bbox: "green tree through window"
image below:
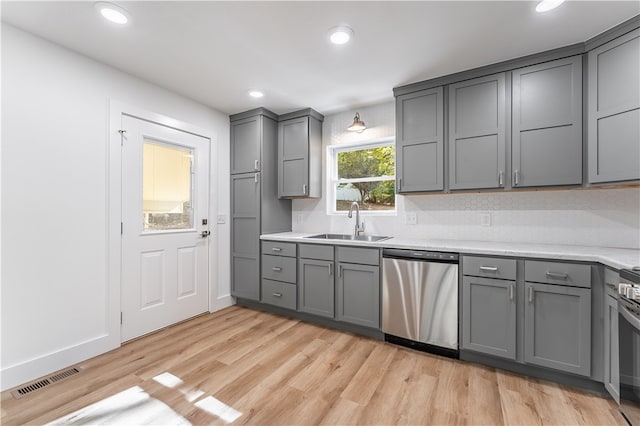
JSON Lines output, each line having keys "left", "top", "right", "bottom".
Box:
{"left": 332, "top": 142, "right": 395, "bottom": 212}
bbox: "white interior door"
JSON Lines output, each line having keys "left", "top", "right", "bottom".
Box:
{"left": 121, "top": 114, "right": 210, "bottom": 342}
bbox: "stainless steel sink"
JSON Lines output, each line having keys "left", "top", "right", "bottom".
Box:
{"left": 305, "top": 233, "right": 391, "bottom": 242}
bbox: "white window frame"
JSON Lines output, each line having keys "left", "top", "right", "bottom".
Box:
{"left": 326, "top": 137, "right": 396, "bottom": 216}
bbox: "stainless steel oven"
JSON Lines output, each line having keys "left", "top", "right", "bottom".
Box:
{"left": 619, "top": 268, "right": 640, "bottom": 426}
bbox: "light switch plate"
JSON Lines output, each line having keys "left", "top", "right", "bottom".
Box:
{"left": 406, "top": 212, "right": 417, "bottom": 225}
{"left": 217, "top": 214, "right": 226, "bottom": 224}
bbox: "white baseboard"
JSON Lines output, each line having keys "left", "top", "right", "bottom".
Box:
{"left": 1, "top": 333, "right": 119, "bottom": 392}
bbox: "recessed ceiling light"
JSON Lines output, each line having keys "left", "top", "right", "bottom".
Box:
{"left": 536, "top": 0, "right": 565, "bottom": 13}
{"left": 248, "top": 91, "right": 264, "bottom": 98}
{"left": 328, "top": 26, "right": 354, "bottom": 45}
{"left": 94, "top": 2, "right": 130, "bottom": 25}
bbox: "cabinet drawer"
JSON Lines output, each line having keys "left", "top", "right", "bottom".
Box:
{"left": 299, "top": 243, "right": 334, "bottom": 261}
{"left": 261, "top": 279, "right": 297, "bottom": 310}
{"left": 525, "top": 260, "right": 591, "bottom": 288}
{"left": 463, "top": 256, "right": 516, "bottom": 280}
{"left": 337, "top": 246, "right": 380, "bottom": 266}
{"left": 262, "top": 240, "right": 296, "bottom": 257}
{"left": 261, "top": 254, "right": 297, "bottom": 283}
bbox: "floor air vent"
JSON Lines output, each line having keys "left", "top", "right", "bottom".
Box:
{"left": 11, "top": 367, "right": 81, "bottom": 399}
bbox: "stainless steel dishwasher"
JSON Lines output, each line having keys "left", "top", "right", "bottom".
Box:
{"left": 382, "top": 248, "right": 459, "bottom": 358}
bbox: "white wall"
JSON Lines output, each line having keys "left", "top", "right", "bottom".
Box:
{"left": 293, "top": 102, "right": 640, "bottom": 249}
{"left": 1, "top": 25, "right": 231, "bottom": 390}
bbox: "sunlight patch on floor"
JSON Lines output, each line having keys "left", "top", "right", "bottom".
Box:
{"left": 153, "top": 372, "right": 184, "bottom": 389}
{"left": 45, "top": 386, "right": 191, "bottom": 425}
{"left": 195, "top": 396, "right": 243, "bottom": 424}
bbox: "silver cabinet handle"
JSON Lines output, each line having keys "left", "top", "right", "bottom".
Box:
{"left": 513, "top": 169, "right": 519, "bottom": 186}
{"left": 398, "top": 178, "right": 402, "bottom": 191}
{"left": 272, "top": 292, "right": 282, "bottom": 298}
{"left": 528, "top": 286, "right": 534, "bottom": 303}
{"left": 509, "top": 284, "right": 514, "bottom": 301}
{"left": 302, "top": 184, "right": 307, "bottom": 195}
{"left": 254, "top": 159, "right": 259, "bottom": 170}
{"left": 480, "top": 266, "right": 498, "bottom": 272}
{"left": 254, "top": 173, "right": 259, "bottom": 183}
{"left": 499, "top": 170, "right": 504, "bottom": 187}
{"left": 271, "top": 247, "right": 282, "bottom": 252}
{"left": 339, "top": 264, "right": 343, "bottom": 277}
{"left": 546, "top": 271, "right": 569, "bottom": 280}
{"left": 271, "top": 267, "right": 282, "bottom": 272}
{"left": 329, "top": 263, "right": 333, "bottom": 276}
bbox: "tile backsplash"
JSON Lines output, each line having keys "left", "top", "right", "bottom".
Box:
{"left": 292, "top": 102, "right": 640, "bottom": 250}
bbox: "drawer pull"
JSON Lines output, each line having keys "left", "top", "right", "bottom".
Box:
{"left": 545, "top": 271, "right": 569, "bottom": 280}
{"left": 480, "top": 266, "right": 498, "bottom": 272}
{"left": 528, "top": 286, "right": 534, "bottom": 303}
{"left": 271, "top": 267, "right": 282, "bottom": 272}
{"left": 272, "top": 292, "right": 282, "bottom": 298}
{"left": 271, "top": 247, "right": 282, "bottom": 252}
{"left": 254, "top": 159, "right": 259, "bottom": 170}
{"left": 509, "top": 284, "right": 514, "bottom": 301}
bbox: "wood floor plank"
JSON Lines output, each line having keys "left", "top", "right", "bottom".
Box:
{"left": 1, "top": 306, "right": 627, "bottom": 426}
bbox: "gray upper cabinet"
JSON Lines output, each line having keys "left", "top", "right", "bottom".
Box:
{"left": 230, "top": 109, "right": 291, "bottom": 301}
{"left": 278, "top": 109, "right": 323, "bottom": 198}
{"left": 588, "top": 28, "right": 640, "bottom": 184}
{"left": 512, "top": 56, "right": 583, "bottom": 188}
{"left": 231, "top": 115, "right": 261, "bottom": 175}
{"left": 461, "top": 276, "right": 516, "bottom": 360}
{"left": 448, "top": 74, "right": 506, "bottom": 190}
{"left": 524, "top": 281, "right": 591, "bottom": 376}
{"left": 396, "top": 87, "right": 444, "bottom": 192}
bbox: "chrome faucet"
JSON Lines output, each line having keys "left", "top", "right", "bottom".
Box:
{"left": 347, "top": 202, "right": 365, "bottom": 236}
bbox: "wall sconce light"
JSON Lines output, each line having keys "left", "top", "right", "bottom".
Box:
{"left": 347, "top": 112, "right": 366, "bottom": 133}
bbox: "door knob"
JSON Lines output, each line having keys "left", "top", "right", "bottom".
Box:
{"left": 200, "top": 230, "right": 211, "bottom": 238}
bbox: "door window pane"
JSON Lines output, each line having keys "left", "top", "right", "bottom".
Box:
{"left": 143, "top": 140, "right": 193, "bottom": 230}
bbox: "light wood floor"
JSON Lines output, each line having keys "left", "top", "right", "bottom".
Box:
{"left": 1, "top": 305, "right": 625, "bottom": 425}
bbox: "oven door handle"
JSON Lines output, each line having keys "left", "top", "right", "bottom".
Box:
{"left": 619, "top": 302, "right": 640, "bottom": 331}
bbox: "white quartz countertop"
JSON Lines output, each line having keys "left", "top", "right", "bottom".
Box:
{"left": 260, "top": 232, "right": 640, "bottom": 271}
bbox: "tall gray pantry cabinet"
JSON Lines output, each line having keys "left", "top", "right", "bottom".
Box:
{"left": 230, "top": 109, "right": 291, "bottom": 301}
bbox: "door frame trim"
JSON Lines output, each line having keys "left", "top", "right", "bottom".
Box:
{"left": 108, "top": 99, "right": 218, "bottom": 343}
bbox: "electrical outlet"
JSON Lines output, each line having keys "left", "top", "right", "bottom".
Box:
{"left": 406, "top": 212, "right": 417, "bottom": 225}
{"left": 480, "top": 213, "right": 492, "bottom": 227}
{"left": 216, "top": 214, "right": 226, "bottom": 224}
{"left": 296, "top": 213, "right": 304, "bottom": 223}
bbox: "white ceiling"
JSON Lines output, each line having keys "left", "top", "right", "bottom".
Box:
{"left": 2, "top": 1, "right": 639, "bottom": 116}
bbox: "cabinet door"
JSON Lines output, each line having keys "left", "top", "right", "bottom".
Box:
{"left": 231, "top": 116, "right": 261, "bottom": 175}
{"left": 513, "top": 56, "right": 582, "bottom": 187}
{"left": 604, "top": 294, "right": 620, "bottom": 402}
{"left": 448, "top": 74, "right": 506, "bottom": 190}
{"left": 279, "top": 117, "right": 309, "bottom": 197}
{"left": 588, "top": 29, "right": 640, "bottom": 184}
{"left": 299, "top": 258, "right": 334, "bottom": 318}
{"left": 231, "top": 172, "right": 260, "bottom": 300}
{"left": 396, "top": 87, "right": 444, "bottom": 192}
{"left": 524, "top": 282, "right": 591, "bottom": 376}
{"left": 462, "top": 276, "right": 516, "bottom": 360}
{"left": 336, "top": 263, "right": 380, "bottom": 328}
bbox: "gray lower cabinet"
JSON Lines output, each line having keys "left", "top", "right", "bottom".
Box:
{"left": 395, "top": 87, "right": 444, "bottom": 192}
{"left": 448, "top": 73, "right": 506, "bottom": 190}
{"left": 298, "top": 258, "right": 334, "bottom": 318}
{"left": 512, "top": 55, "right": 583, "bottom": 187}
{"left": 462, "top": 276, "right": 516, "bottom": 360}
{"left": 278, "top": 109, "right": 323, "bottom": 198}
{"left": 524, "top": 282, "right": 591, "bottom": 376}
{"left": 231, "top": 172, "right": 260, "bottom": 300}
{"left": 604, "top": 294, "right": 620, "bottom": 402}
{"left": 336, "top": 262, "right": 380, "bottom": 328}
{"left": 588, "top": 28, "right": 640, "bottom": 184}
